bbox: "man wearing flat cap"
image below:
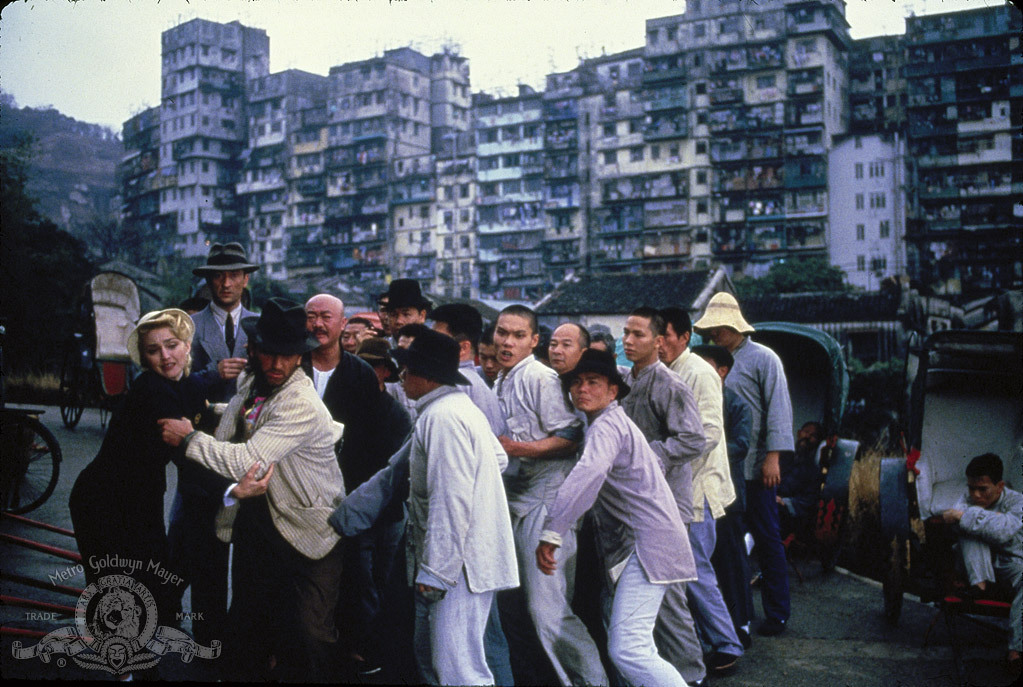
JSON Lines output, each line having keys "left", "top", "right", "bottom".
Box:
{"left": 393, "top": 327, "right": 518, "bottom": 686}
{"left": 166, "top": 241, "right": 259, "bottom": 649}
{"left": 160, "top": 298, "right": 347, "bottom": 682}
{"left": 694, "top": 292, "right": 794, "bottom": 638}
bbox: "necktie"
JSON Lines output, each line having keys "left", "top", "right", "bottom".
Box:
{"left": 225, "top": 312, "right": 235, "bottom": 353}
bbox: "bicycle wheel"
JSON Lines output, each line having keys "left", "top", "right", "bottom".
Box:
{"left": 59, "top": 347, "right": 85, "bottom": 429}
{"left": 0, "top": 414, "right": 62, "bottom": 514}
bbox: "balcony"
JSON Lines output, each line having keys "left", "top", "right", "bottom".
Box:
{"left": 709, "top": 88, "right": 743, "bottom": 105}
{"left": 644, "top": 118, "right": 688, "bottom": 141}
{"left": 644, "top": 199, "right": 688, "bottom": 228}
{"left": 391, "top": 189, "right": 434, "bottom": 205}
{"left": 295, "top": 178, "right": 326, "bottom": 196}
{"left": 545, "top": 130, "right": 578, "bottom": 150}
{"left": 710, "top": 143, "right": 746, "bottom": 163}
{"left": 784, "top": 166, "right": 826, "bottom": 189}
{"left": 647, "top": 91, "right": 691, "bottom": 111}
{"left": 909, "top": 119, "right": 957, "bottom": 137}
{"left": 544, "top": 195, "right": 579, "bottom": 210}
{"left": 544, "top": 102, "right": 578, "bottom": 121}
{"left": 787, "top": 77, "right": 824, "bottom": 97}
{"left": 642, "top": 66, "right": 687, "bottom": 84}
{"left": 236, "top": 176, "right": 286, "bottom": 194}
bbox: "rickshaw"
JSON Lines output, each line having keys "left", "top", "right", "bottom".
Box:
{"left": 749, "top": 322, "right": 857, "bottom": 569}
{"left": 58, "top": 272, "right": 141, "bottom": 429}
{"left": 879, "top": 330, "right": 1023, "bottom": 624}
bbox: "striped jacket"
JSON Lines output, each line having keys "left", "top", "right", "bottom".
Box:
{"left": 185, "top": 368, "right": 346, "bottom": 559}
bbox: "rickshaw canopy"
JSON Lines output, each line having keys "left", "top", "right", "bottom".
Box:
{"left": 749, "top": 321, "right": 849, "bottom": 437}
{"left": 89, "top": 272, "right": 141, "bottom": 362}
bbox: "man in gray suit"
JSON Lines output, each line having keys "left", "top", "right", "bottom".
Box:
{"left": 167, "top": 242, "right": 259, "bottom": 649}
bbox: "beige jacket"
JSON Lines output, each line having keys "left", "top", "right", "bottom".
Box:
{"left": 668, "top": 348, "right": 736, "bottom": 521}
{"left": 185, "top": 368, "right": 346, "bottom": 559}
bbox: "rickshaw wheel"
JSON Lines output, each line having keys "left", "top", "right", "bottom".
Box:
{"left": 58, "top": 348, "right": 85, "bottom": 429}
{"left": 0, "top": 413, "right": 62, "bottom": 514}
{"left": 883, "top": 534, "right": 906, "bottom": 625}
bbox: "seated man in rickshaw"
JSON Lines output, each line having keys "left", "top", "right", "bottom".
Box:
{"left": 941, "top": 453, "right": 1022, "bottom": 675}
{"left": 776, "top": 421, "right": 825, "bottom": 540}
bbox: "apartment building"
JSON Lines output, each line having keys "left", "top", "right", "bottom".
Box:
{"left": 236, "top": 70, "right": 328, "bottom": 280}
{"left": 904, "top": 5, "right": 1022, "bottom": 296}
{"left": 119, "top": 106, "right": 164, "bottom": 267}
{"left": 647, "top": 0, "right": 851, "bottom": 278}
{"left": 158, "top": 19, "right": 269, "bottom": 257}
{"left": 848, "top": 35, "right": 907, "bottom": 135}
{"left": 474, "top": 87, "right": 546, "bottom": 301}
{"left": 828, "top": 133, "right": 907, "bottom": 290}
{"left": 432, "top": 132, "right": 479, "bottom": 298}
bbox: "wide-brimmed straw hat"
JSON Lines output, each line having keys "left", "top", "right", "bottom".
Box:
{"left": 559, "top": 348, "right": 630, "bottom": 400}
{"left": 127, "top": 308, "right": 195, "bottom": 369}
{"left": 241, "top": 298, "right": 320, "bottom": 356}
{"left": 356, "top": 337, "right": 399, "bottom": 382}
{"left": 390, "top": 328, "right": 469, "bottom": 386}
{"left": 692, "top": 292, "right": 755, "bottom": 335}
{"left": 193, "top": 242, "right": 260, "bottom": 276}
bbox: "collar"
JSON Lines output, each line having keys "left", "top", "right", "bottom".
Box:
{"left": 209, "top": 301, "right": 243, "bottom": 327}
{"left": 499, "top": 354, "right": 535, "bottom": 383}
{"left": 667, "top": 347, "right": 692, "bottom": 369}
{"left": 414, "top": 384, "right": 460, "bottom": 411}
{"left": 459, "top": 359, "right": 475, "bottom": 370}
{"left": 732, "top": 337, "right": 750, "bottom": 355}
{"left": 629, "top": 359, "right": 660, "bottom": 382}
{"left": 587, "top": 399, "right": 619, "bottom": 424}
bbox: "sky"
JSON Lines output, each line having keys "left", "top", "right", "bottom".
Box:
{"left": 0, "top": 0, "right": 994, "bottom": 131}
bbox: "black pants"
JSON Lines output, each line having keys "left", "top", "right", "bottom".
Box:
{"left": 225, "top": 497, "right": 344, "bottom": 683}
{"left": 711, "top": 508, "right": 755, "bottom": 635}
{"left": 166, "top": 489, "right": 229, "bottom": 646}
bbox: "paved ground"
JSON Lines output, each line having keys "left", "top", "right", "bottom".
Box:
{"left": 1, "top": 406, "right": 1016, "bottom": 684}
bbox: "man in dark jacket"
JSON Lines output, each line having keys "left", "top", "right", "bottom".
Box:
{"left": 694, "top": 344, "right": 755, "bottom": 649}
{"left": 303, "top": 293, "right": 412, "bottom": 673}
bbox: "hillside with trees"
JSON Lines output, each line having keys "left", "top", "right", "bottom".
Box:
{"left": 0, "top": 91, "right": 122, "bottom": 237}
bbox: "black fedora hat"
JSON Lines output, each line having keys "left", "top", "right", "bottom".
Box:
{"left": 381, "top": 278, "right": 432, "bottom": 311}
{"left": 390, "top": 328, "right": 469, "bottom": 386}
{"left": 560, "top": 348, "right": 630, "bottom": 399}
{"left": 193, "top": 242, "right": 261, "bottom": 276}
{"left": 241, "top": 298, "right": 320, "bottom": 356}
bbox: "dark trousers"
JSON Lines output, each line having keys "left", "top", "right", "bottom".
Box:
{"left": 225, "top": 497, "right": 344, "bottom": 683}
{"left": 745, "top": 480, "right": 791, "bottom": 623}
{"left": 712, "top": 509, "right": 756, "bottom": 634}
{"left": 166, "top": 490, "right": 229, "bottom": 647}
{"left": 338, "top": 516, "right": 404, "bottom": 659}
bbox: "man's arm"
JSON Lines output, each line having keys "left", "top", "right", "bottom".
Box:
{"left": 174, "top": 394, "right": 327, "bottom": 481}
{"left": 759, "top": 353, "right": 794, "bottom": 487}
{"left": 500, "top": 369, "right": 583, "bottom": 459}
{"left": 956, "top": 492, "right": 1023, "bottom": 546}
{"left": 328, "top": 439, "right": 412, "bottom": 537}
{"left": 726, "top": 392, "right": 752, "bottom": 465}
{"left": 499, "top": 435, "right": 578, "bottom": 460}
{"left": 649, "top": 379, "right": 706, "bottom": 468}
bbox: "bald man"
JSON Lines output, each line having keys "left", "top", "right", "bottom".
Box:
{"left": 302, "top": 294, "right": 413, "bottom": 670}
{"left": 548, "top": 323, "right": 590, "bottom": 376}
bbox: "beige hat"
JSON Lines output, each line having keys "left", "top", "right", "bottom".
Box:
{"left": 127, "top": 308, "right": 195, "bottom": 370}
{"left": 693, "top": 292, "right": 755, "bottom": 334}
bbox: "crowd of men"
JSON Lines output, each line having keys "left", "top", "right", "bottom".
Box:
{"left": 151, "top": 241, "right": 816, "bottom": 685}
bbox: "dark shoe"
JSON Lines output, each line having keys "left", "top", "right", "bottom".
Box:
{"left": 757, "top": 617, "right": 787, "bottom": 636}
{"left": 706, "top": 651, "right": 740, "bottom": 672}
{"left": 737, "top": 627, "right": 752, "bottom": 650}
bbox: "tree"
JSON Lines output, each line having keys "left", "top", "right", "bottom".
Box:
{"left": 1, "top": 138, "right": 94, "bottom": 372}
{"left": 733, "top": 255, "right": 851, "bottom": 299}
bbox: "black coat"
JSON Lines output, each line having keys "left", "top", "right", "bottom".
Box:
{"left": 69, "top": 370, "right": 208, "bottom": 599}
{"left": 303, "top": 350, "right": 412, "bottom": 519}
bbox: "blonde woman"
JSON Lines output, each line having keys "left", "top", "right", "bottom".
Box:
{"left": 69, "top": 309, "right": 267, "bottom": 626}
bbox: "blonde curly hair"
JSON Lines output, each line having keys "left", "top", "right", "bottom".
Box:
{"left": 127, "top": 308, "right": 195, "bottom": 375}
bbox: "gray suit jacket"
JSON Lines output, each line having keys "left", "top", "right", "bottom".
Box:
{"left": 191, "top": 304, "right": 256, "bottom": 402}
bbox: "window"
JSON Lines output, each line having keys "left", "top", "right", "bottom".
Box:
{"left": 696, "top": 170, "right": 708, "bottom": 184}
{"left": 756, "top": 75, "right": 776, "bottom": 90}
{"left": 460, "top": 235, "right": 471, "bottom": 249}
{"left": 630, "top": 146, "right": 644, "bottom": 162}
{"left": 696, "top": 141, "right": 707, "bottom": 155}
{"left": 629, "top": 119, "right": 642, "bottom": 134}
{"left": 651, "top": 145, "right": 660, "bottom": 160}
{"left": 421, "top": 231, "right": 431, "bottom": 243}
{"left": 879, "top": 220, "right": 891, "bottom": 238}
{"left": 694, "top": 23, "right": 706, "bottom": 38}
{"left": 603, "top": 150, "right": 617, "bottom": 165}
{"left": 696, "top": 200, "right": 708, "bottom": 214}
{"left": 460, "top": 184, "right": 469, "bottom": 199}
{"left": 871, "top": 257, "right": 888, "bottom": 272}
{"left": 603, "top": 123, "right": 616, "bottom": 137}
{"left": 444, "top": 236, "right": 454, "bottom": 250}
{"left": 855, "top": 163, "right": 863, "bottom": 179}
{"left": 869, "top": 161, "right": 885, "bottom": 178}
{"left": 460, "top": 209, "right": 470, "bottom": 223}
{"left": 855, "top": 193, "right": 865, "bottom": 210}
{"left": 854, "top": 136, "right": 862, "bottom": 149}
{"left": 696, "top": 112, "right": 707, "bottom": 125}
{"left": 857, "top": 255, "right": 866, "bottom": 271}
{"left": 856, "top": 224, "right": 865, "bottom": 241}
{"left": 869, "top": 192, "right": 886, "bottom": 209}
{"left": 695, "top": 82, "right": 707, "bottom": 95}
